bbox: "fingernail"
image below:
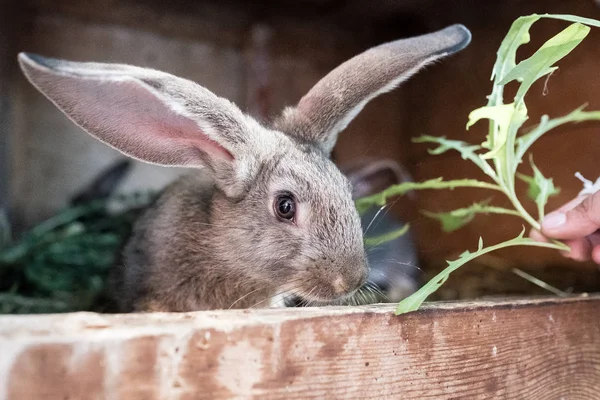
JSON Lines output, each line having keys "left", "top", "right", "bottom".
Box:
{"left": 543, "top": 212, "right": 566, "bottom": 229}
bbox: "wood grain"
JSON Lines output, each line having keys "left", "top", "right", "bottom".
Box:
{"left": 1, "top": 296, "right": 600, "bottom": 399}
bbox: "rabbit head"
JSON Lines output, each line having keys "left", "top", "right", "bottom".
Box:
{"left": 18, "top": 24, "right": 470, "bottom": 308}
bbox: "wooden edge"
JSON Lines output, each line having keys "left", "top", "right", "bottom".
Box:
{"left": 0, "top": 294, "right": 596, "bottom": 338}
{"left": 2, "top": 295, "right": 600, "bottom": 399}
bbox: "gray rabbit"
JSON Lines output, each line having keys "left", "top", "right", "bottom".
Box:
{"left": 18, "top": 24, "right": 470, "bottom": 312}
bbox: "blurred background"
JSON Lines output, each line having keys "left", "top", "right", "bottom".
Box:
{"left": 1, "top": 0, "right": 600, "bottom": 312}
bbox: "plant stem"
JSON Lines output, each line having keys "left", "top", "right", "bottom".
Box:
{"left": 507, "top": 188, "right": 541, "bottom": 230}
{"left": 395, "top": 238, "right": 568, "bottom": 315}
{"left": 511, "top": 268, "right": 568, "bottom": 297}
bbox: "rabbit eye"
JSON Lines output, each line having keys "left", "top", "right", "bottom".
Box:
{"left": 274, "top": 193, "right": 296, "bottom": 221}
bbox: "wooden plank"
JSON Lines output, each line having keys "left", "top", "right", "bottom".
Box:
{"left": 1, "top": 296, "right": 599, "bottom": 399}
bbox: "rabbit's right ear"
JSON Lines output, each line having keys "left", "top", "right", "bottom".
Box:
{"left": 342, "top": 159, "right": 414, "bottom": 199}
{"left": 18, "top": 53, "right": 270, "bottom": 198}
{"left": 275, "top": 24, "right": 471, "bottom": 155}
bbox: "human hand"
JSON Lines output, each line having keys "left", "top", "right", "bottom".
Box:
{"left": 530, "top": 191, "right": 600, "bottom": 263}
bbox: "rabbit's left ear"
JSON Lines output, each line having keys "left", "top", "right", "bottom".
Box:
{"left": 18, "top": 53, "right": 275, "bottom": 197}
{"left": 275, "top": 24, "right": 471, "bottom": 155}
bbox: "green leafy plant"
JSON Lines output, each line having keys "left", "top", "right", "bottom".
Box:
{"left": 357, "top": 14, "right": 600, "bottom": 315}
{"left": 0, "top": 194, "right": 152, "bottom": 313}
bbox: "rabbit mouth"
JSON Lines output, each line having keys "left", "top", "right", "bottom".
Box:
{"left": 283, "top": 288, "right": 360, "bottom": 307}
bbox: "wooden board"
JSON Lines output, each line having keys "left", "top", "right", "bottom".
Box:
{"left": 1, "top": 296, "right": 600, "bottom": 399}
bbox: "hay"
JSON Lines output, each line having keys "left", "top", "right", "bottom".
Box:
{"left": 0, "top": 194, "right": 153, "bottom": 314}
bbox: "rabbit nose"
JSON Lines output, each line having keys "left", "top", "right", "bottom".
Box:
{"left": 332, "top": 276, "right": 347, "bottom": 294}
{"left": 332, "top": 271, "right": 366, "bottom": 295}
{"left": 337, "top": 266, "right": 369, "bottom": 294}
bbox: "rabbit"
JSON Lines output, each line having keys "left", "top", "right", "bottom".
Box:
{"left": 340, "top": 158, "right": 421, "bottom": 303}
{"left": 18, "top": 24, "right": 471, "bottom": 312}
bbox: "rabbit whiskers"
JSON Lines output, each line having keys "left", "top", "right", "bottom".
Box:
{"left": 229, "top": 277, "right": 305, "bottom": 309}
{"left": 364, "top": 204, "right": 388, "bottom": 236}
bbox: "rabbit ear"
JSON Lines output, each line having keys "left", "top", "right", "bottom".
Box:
{"left": 275, "top": 24, "right": 471, "bottom": 154}
{"left": 18, "top": 53, "right": 268, "bottom": 197}
{"left": 341, "top": 158, "right": 414, "bottom": 199}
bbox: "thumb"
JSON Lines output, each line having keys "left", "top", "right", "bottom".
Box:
{"left": 542, "top": 192, "right": 600, "bottom": 240}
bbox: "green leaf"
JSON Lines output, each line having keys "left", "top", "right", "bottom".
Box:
{"left": 466, "top": 103, "right": 527, "bottom": 161}
{"left": 395, "top": 230, "right": 570, "bottom": 315}
{"left": 422, "top": 200, "right": 521, "bottom": 232}
{"left": 485, "top": 15, "right": 541, "bottom": 160}
{"left": 529, "top": 156, "right": 559, "bottom": 219}
{"left": 354, "top": 178, "right": 502, "bottom": 215}
{"left": 413, "top": 136, "right": 496, "bottom": 179}
{"left": 483, "top": 17, "right": 538, "bottom": 197}
{"left": 500, "top": 23, "right": 590, "bottom": 100}
{"left": 364, "top": 224, "right": 410, "bottom": 248}
{"left": 516, "top": 158, "right": 560, "bottom": 220}
{"left": 475, "top": 15, "right": 596, "bottom": 229}
{"left": 542, "top": 14, "right": 600, "bottom": 28}
{"left": 491, "top": 15, "right": 541, "bottom": 82}
{"left": 0, "top": 293, "right": 71, "bottom": 314}
{"left": 516, "top": 173, "right": 538, "bottom": 200}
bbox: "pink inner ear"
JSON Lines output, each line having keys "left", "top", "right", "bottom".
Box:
{"left": 37, "top": 72, "right": 234, "bottom": 166}
{"left": 184, "top": 136, "right": 234, "bottom": 162}
{"left": 154, "top": 116, "right": 235, "bottom": 163}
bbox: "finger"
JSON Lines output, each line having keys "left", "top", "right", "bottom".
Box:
{"left": 553, "top": 195, "right": 587, "bottom": 213}
{"left": 552, "top": 195, "right": 589, "bottom": 213}
{"left": 563, "top": 231, "right": 600, "bottom": 262}
{"left": 542, "top": 192, "right": 600, "bottom": 240}
{"left": 589, "top": 231, "right": 600, "bottom": 247}
{"left": 562, "top": 238, "right": 592, "bottom": 262}
{"left": 529, "top": 229, "right": 549, "bottom": 243}
{"left": 588, "top": 232, "right": 600, "bottom": 265}
{"left": 593, "top": 245, "right": 600, "bottom": 264}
